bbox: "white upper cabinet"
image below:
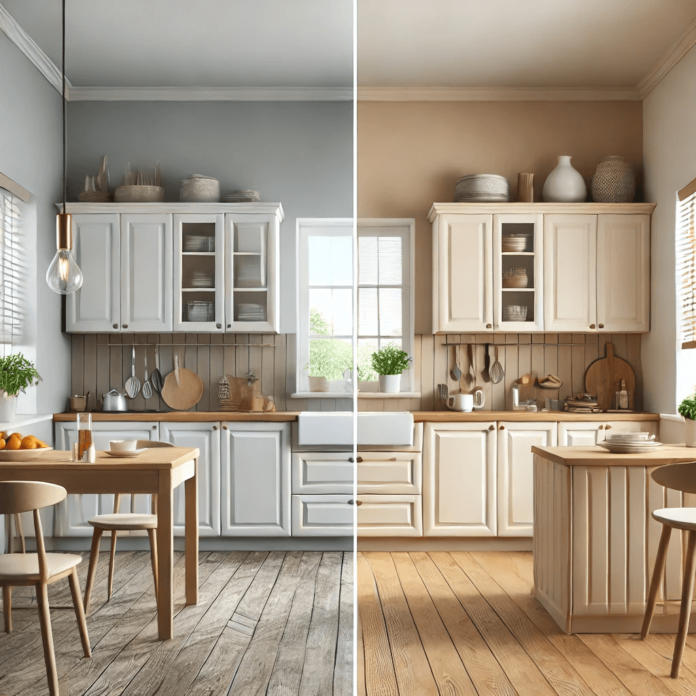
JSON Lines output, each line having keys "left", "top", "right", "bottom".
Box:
{"left": 121, "top": 215, "right": 173, "bottom": 332}
{"left": 67, "top": 214, "right": 120, "bottom": 332}
{"left": 597, "top": 214, "right": 650, "bottom": 332}
{"left": 432, "top": 213, "right": 493, "bottom": 332}
{"left": 225, "top": 214, "right": 279, "bottom": 333}
{"left": 543, "top": 214, "right": 598, "bottom": 332}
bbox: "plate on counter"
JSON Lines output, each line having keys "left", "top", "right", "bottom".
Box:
{"left": 104, "top": 449, "right": 147, "bottom": 458}
{"left": 598, "top": 441, "right": 663, "bottom": 454}
{"left": 0, "top": 447, "right": 54, "bottom": 461}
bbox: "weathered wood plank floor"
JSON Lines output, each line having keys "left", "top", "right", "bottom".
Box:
{"left": 358, "top": 550, "right": 696, "bottom": 696}
{"left": 0, "top": 550, "right": 352, "bottom": 696}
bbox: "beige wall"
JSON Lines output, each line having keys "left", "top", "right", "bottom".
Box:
{"left": 357, "top": 101, "right": 643, "bottom": 333}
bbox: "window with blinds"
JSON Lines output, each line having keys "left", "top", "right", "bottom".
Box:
{"left": 678, "top": 177, "right": 696, "bottom": 349}
{"left": 0, "top": 189, "right": 24, "bottom": 347}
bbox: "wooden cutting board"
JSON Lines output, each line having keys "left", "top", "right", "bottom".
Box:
{"left": 584, "top": 342, "right": 636, "bottom": 411}
{"left": 161, "top": 367, "right": 204, "bottom": 411}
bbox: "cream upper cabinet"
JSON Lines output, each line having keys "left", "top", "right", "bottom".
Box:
{"left": 543, "top": 214, "right": 598, "bottom": 332}
{"left": 432, "top": 213, "right": 493, "bottom": 332}
{"left": 423, "top": 422, "right": 497, "bottom": 536}
{"left": 597, "top": 214, "right": 650, "bottom": 332}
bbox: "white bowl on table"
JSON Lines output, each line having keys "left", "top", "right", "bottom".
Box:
{"left": 109, "top": 440, "right": 138, "bottom": 452}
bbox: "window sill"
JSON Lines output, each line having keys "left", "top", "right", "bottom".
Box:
{"left": 291, "top": 392, "right": 421, "bottom": 399}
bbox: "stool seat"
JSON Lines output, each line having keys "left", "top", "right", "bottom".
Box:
{"left": 653, "top": 508, "right": 696, "bottom": 532}
{"left": 89, "top": 513, "right": 157, "bottom": 530}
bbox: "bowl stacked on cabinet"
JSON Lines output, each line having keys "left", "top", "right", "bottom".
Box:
{"left": 454, "top": 175, "right": 510, "bottom": 203}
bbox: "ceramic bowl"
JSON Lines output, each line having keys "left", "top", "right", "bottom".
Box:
{"left": 109, "top": 440, "right": 138, "bottom": 452}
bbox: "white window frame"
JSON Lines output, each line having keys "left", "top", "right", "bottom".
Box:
{"left": 296, "top": 218, "right": 354, "bottom": 395}
{"left": 0, "top": 188, "right": 24, "bottom": 346}
{"left": 357, "top": 219, "right": 415, "bottom": 393}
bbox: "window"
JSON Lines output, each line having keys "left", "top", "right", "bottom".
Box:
{"left": 678, "top": 177, "right": 696, "bottom": 349}
{"left": 357, "top": 220, "right": 414, "bottom": 391}
{"left": 0, "top": 188, "right": 24, "bottom": 347}
{"left": 297, "top": 219, "right": 354, "bottom": 393}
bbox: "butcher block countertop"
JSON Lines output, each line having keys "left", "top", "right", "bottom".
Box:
{"left": 533, "top": 444, "right": 695, "bottom": 467}
{"left": 411, "top": 411, "right": 659, "bottom": 423}
{"left": 53, "top": 412, "right": 301, "bottom": 422}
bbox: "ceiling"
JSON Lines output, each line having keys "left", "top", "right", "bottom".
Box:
{"left": 1, "top": 0, "right": 353, "bottom": 89}
{"left": 358, "top": 0, "right": 696, "bottom": 90}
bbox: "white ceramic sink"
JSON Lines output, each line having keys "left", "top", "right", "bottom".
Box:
{"left": 298, "top": 412, "right": 414, "bottom": 447}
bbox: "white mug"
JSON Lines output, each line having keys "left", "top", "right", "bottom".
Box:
{"left": 447, "top": 389, "right": 485, "bottom": 412}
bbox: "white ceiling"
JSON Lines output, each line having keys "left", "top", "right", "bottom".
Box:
{"left": 358, "top": 0, "right": 696, "bottom": 90}
{"left": 1, "top": 0, "right": 353, "bottom": 89}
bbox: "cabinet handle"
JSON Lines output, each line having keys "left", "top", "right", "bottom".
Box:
{"left": 488, "top": 425, "right": 495, "bottom": 431}
{"left": 499, "top": 425, "right": 505, "bottom": 430}
{"left": 227, "top": 324, "right": 231, "bottom": 328}
{"left": 598, "top": 425, "right": 604, "bottom": 430}
{"left": 122, "top": 324, "right": 128, "bottom": 329}
{"left": 348, "top": 456, "right": 363, "bottom": 463}
{"left": 222, "top": 425, "right": 228, "bottom": 430}
{"left": 599, "top": 324, "right": 604, "bottom": 329}
{"left": 216, "top": 324, "right": 221, "bottom": 329}
{"left": 213, "top": 425, "right": 218, "bottom": 430}
{"left": 355, "top": 500, "right": 363, "bottom": 506}
{"left": 486, "top": 324, "right": 492, "bottom": 329}
{"left": 605, "top": 424, "right": 612, "bottom": 430}
{"left": 152, "top": 425, "right": 157, "bottom": 430}
{"left": 113, "top": 324, "right": 118, "bottom": 329}
{"left": 589, "top": 324, "right": 595, "bottom": 329}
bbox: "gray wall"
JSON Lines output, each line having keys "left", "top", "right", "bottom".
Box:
{"left": 0, "top": 32, "right": 70, "bottom": 415}
{"left": 66, "top": 101, "right": 354, "bottom": 334}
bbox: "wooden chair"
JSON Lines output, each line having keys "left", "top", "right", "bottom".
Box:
{"left": 83, "top": 440, "right": 174, "bottom": 614}
{"left": 642, "top": 461, "right": 696, "bottom": 678}
{"left": 0, "top": 481, "right": 91, "bottom": 696}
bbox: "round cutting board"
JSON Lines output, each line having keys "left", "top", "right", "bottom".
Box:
{"left": 161, "top": 367, "right": 204, "bottom": 411}
{"left": 584, "top": 342, "right": 636, "bottom": 411}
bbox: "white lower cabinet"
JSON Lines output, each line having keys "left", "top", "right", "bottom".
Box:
{"left": 292, "top": 495, "right": 353, "bottom": 536}
{"left": 54, "top": 421, "right": 160, "bottom": 537}
{"left": 357, "top": 494, "right": 423, "bottom": 537}
{"left": 497, "top": 422, "right": 557, "bottom": 537}
{"left": 220, "top": 422, "right": 291, "bottom": 536}
{"left": 423, "top": 422, "right": 497, "bottom": 537}
{"left": 291, "top": 452, "right": 354, "bottom": 494}
{"left": 159, "top": 422, "right": 221, "bottom": 537}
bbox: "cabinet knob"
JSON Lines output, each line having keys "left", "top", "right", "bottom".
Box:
{"left": 216, "top": 324, "right": 221, "bottom": 329}
{"left": 122, "top": 324, "right": 128, "bottom": 329}
{"left": 222, "top": 425, "right": 228, "bottom": 430}
{"left": 227, "top": 324, "right": 231, "bottom": 328}
{"left": 589, "top": 324, "right": 596, "bottom": 329}
{"left": 355, "top": 500, "right": 363, "bottom": 506}
{"left": 152, "top": 425, "right": 157, "bottom": 430}
{"left": 599, "top": 324, "right": 604, "bottom": 329}
{"left": 348, "top": 456, "right": 363, "bottom": 463}
{"left": 605, "top": 424, "right": 612, "bottom": 430}
{"left": 488, "top": 425, "right": 495, "bottom": 431}
{"left": 113, "top": 324, "right": 118, "bottom": 329}
{"left": 598, "top": 425, "right": 604, "bottom": 430}
{"left": 499, "top": 425, "right": 505, "bottom": 430}
{"left": 213, "top": 425, "right": 218, "bottom": 430}
{"left": 486, "top": 324, "right": 492, "bottom": 329}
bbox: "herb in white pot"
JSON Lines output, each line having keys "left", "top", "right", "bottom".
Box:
{"left": 679, "top": 395, "right": 696, "bottom": 447}
{"left": 0, "top": 353, "right": 42, "bottom": 422}
{"left": 371, "top": 344, "right": 411, "bottom": 394}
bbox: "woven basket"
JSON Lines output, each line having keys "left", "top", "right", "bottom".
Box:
{"left": 591, "top": 156, "right": 635, "bottom": 203}
{"left": 114, "top": 185, "right": 164, "bottom": 203}
{"left": 502, "top": 269, "right": 529, "bottom": 288}
{"left": 180, "top": 175, "right": 220, "bottom": 203}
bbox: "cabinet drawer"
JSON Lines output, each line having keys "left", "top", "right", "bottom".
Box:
{"left": 357, "top": 452, "right": 422, "bottom": 494}
{"left": 292, "top": 452, "right": 354, "bottom": 494}
{"left": 357, "top": 495, "right": 422, "bottom": 537}
{"left": 291, "top": 495, "right": 353, "bottom": 536}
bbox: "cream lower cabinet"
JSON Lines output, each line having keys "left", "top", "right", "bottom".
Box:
{"left": 497, "top": 422, "right": 557, "bottom": 537}
{"left": 221, "top": 422, "right": 291, "bottom": 536}
{"left": 423, "top": 422, "right": 497, "bottom": 537}
{"left": 159, "top": 422, "right": 221, "bottom": 537}
{"left": 558, "top": 420, "right": 659, "bottom": 446}
{"left": 357, "top": 495, "right": 423, "bottom": 537}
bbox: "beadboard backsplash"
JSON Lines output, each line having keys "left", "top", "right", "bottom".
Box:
{"left": 69, "top": 332, "right": 642, "bottom": 414}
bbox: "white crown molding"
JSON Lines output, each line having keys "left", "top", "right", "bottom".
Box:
{"left": 358, "top": 86, "right": 641, "bottom": 102}
{"left": 638, "top": 16, "right": 696, "bottom": 99}
{"left": 0, "top": 3, "right": 70, "bottom": 98}
{"left": 68, "top": 85, "right": 353, "bottom": 101}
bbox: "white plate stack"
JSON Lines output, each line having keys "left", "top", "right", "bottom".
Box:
{"left": 454, "top": 175, "right": 510, "bottom": 203}
{"left": 236, "top": 303, "right": 265, "bottom": 321}
{"left": 222, "top": 190, "right": 261, "bottom": 203}
{"left": 599, "top": 432, "right": 663, "bottom": 453}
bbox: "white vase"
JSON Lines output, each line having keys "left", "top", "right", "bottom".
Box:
{"left": 0, "top": 392, "right": 17, "bottom": 422}
{"left": 379, "top": 374, "right": 401, "bottom": 394}
{"left": 685, "top": 418, "right": 696, "bottom": 447}
{"left": 542, "top": 156, "right": 587, "bottom": 202}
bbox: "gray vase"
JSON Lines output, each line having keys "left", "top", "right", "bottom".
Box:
{"left": 591, "top": 156, "right": 635, "bottom": 203}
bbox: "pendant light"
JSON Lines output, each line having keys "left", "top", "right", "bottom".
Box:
{"left": 46, "top": 0, "right": 83, "bottom": 295}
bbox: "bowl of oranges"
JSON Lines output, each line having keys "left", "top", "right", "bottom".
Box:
{"left": 0, "top": 432, "right": 52, "bottom": 460}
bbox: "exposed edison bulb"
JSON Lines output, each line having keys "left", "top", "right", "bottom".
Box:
{"left": 46, "top": 212, "right": 83, "bottom": 294}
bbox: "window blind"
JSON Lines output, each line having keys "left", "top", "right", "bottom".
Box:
{"left": 0, "top": 189, "right": 24, "bottom": 347}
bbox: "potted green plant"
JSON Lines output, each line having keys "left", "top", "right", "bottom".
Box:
{"left": 0, "top": 353, "right": 41, "bottom": 422}
{"left": 371, "top": 343, "right": 411, "bottom": 394}
{"left": 678, "top": 394, "right": 696, "bottom": 447}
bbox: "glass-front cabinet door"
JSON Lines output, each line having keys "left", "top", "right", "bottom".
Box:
{"left": 225, "top": 213, "right": 279, "bottom": 333}
{"left": 173, "top": 214, "right": 225, "bottom": 332}
{"left": 493, "top": 214, "right": 544, "bottom": 331}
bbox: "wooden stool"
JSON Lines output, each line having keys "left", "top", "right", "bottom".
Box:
{"left": 0, "top": 481, "right": 91, "bottom": 695}
{"left": 641, "top": 461, "right": 696, "bottom": 678}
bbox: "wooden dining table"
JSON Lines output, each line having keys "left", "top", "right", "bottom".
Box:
{"left": 0, "top": 446, "right": 199, "bottom": 640}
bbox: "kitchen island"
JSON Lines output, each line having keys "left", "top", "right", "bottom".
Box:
{"left": 533, "top": 444, "right": 696, "bottom": 634}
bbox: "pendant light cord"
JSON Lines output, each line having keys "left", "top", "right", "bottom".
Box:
{"left": 62, "top": 0, "right": 66, "bottom": 214}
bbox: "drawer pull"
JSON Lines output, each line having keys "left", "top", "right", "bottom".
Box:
{"left": 605, "top": 424, "right": 612, "bottom": 430}
{"left": 355, "top": 500, "right": 363, "bottom": 506}
{"left": 348, "top": 456, "right": 363, "bottom": 463}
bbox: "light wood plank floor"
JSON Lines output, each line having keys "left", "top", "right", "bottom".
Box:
{"left": 0, "top": 550, "right": 352, "bottom": 696}
{"left": 358, "top": 550, "right": 696, "bottom": 696}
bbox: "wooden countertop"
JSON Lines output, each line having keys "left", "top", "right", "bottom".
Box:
{"left": 533, "top": 444, "right": 696, "bottom": 467}
{"left": 411, "top": 411, "right": 659, "bottom": 423}
{"left": 53, "top": 412, "right": 301, "bottom": 422}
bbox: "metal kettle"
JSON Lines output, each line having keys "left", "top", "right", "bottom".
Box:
{"left": 102, "top": 389, "right": 128, "bottom": 412}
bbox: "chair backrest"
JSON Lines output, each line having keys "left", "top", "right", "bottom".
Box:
{"left": 0, "top": 481, "right": 67, "bottom": 515}
{"left": 115, "top": 441, "right": 174, "bottom": 513}
{"left": 135, "top": 440, "right": 175, "bottom": 449}
{"left": 651, "top": 462, "right": 696, "bottom": 494}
